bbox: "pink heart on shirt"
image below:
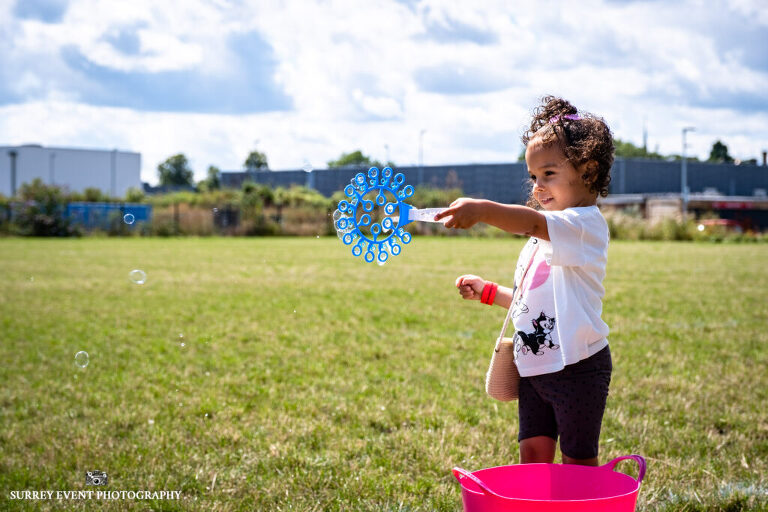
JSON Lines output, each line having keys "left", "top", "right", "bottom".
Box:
{"left": 526, "top": 260, "right": 551, "bottom": 292}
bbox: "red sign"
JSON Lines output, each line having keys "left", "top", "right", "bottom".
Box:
{"left": 713, "top": 201, "right": 750, "bottom": 210}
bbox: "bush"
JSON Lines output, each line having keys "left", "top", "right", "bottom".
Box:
{"left": 12, "top": 179, "right": 80, "bottom": 237}
{"left": 124, "top": 187, "right": 146, "bottom": 203}
{"left": 410, "top": 186, "right": 463, "bottom": 208}
{"left": 604, "top": 211, "right": 767, "bottom": 242}
{"left": 0, "top": 194, "right": 10, "bottom": 235}
{"left": 275, "top": 185, "right": 333, "bottom": 209}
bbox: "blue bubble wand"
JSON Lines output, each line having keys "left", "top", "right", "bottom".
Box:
{"left": 333, "top": 167, "right": 449, "bottom": 264}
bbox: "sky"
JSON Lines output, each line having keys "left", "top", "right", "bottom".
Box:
{"left": 1, "top": 0, "right": 767, "bottom": 185}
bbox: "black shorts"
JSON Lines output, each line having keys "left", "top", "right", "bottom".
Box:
{"left": 518, "top": 345, "right": 612, "bottom": 460}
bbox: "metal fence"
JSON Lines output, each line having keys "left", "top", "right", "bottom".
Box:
{"left": 221, "top": 159, "right": 768, "bottom": 203}
{"left": 610, "top": 159, "right": 768, "bottom": 196}
{"left": 66, "top": 202, "right": 152, "bottom": 230}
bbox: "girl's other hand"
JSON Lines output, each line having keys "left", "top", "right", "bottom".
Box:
{"left": 435, "top": 198, "right": 483, "bottom": 229}
{"left": 455, "top": 274, "right": 485, "bottom": 300}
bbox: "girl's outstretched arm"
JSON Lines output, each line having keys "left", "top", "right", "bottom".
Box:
{"left": 435, "top": 198, "right": 550, "bottom": 241}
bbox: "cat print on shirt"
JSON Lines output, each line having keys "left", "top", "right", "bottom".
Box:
{"left": 515, "top": 311, "right": 559, "bottom": 356}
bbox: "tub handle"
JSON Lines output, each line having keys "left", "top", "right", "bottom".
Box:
{"left": 452, "top": 467, "right": 505, "bottom": 498}
{"left": 603, "top": 454, "right": 646, "bottom": 483}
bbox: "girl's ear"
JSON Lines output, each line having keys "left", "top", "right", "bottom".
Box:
{"left": 581, "top": 160, "right": 599, "bottom": 184}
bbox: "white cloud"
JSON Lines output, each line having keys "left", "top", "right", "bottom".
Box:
{"left": 352, "top": 89, "right": 403, "bottom": 120}
{"left": 0, "top": 0, "right": 766, "bottom": 185}
{"left": 87, "top": 29, "right": 205, "bottom": 73}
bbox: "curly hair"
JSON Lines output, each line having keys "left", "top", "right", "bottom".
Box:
{"left": 521, "top": 96, "right": 614, "bottom": 208}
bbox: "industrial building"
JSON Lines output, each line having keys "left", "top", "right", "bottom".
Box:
{"left": 0, "top": 144, "right": 141, "bottom": 197}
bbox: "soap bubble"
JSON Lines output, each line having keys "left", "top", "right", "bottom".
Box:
{"left": 129, "top": 269, "right": 146, "bottom": 285}
{"left": 378, "top": 243, "right": 392, "bottom": 266}
{"left": 123, "top": 213, "right": 135, "bottom": 225}
{"left": 74, "top": 351, "right": 89, "bottom": 368}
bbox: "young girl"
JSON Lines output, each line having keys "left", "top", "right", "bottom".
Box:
{"left": 435, "top": 96, "right": 614, "bottom": 467}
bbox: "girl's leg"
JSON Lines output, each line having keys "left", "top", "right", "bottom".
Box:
{"left": 518, "top": 376, "right": 557, "bottom": 464}
{"left": 519, "top": 436, "right": 556, "bottom": 464}
{"left": 561, "top": 453, "right": 598, "bottom": 466}
{"left": 552, "top": 347, "right": 613, "bottom": 467}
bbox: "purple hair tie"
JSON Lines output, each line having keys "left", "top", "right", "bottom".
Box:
{"left": 549, "top": 113, "right": 581, "bottom": 123}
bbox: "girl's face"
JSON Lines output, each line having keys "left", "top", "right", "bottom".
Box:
{"left": 525, "top": 139, "right": 596, "bottom": 211}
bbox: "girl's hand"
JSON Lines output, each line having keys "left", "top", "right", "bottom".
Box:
{"left": 455, "top": 274, "right": 485, "bottom": 300}
{"left": 435, "top": 198, "right": 484, "bottom": 229}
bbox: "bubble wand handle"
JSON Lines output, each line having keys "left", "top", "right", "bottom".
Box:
{"left": 398, "top": 204, "right": 450, "bottom": 226}
{"left": 410, "top": 207, "right": 449, "bottom": 223}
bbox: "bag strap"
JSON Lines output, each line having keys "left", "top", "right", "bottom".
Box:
{"left": 495, "top": 243, "right": 539, "bottom": 351}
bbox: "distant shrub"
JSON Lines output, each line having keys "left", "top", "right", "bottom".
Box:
{"left": 605, "top": 211, "right": 767, "bottom": 242}
{"left": 12, "top": 179, "right": 80, "bottom": 237}
{"left": 275, "top": 185, "right": 333, "bottom": 209}
{"left": 410, "top": 186, "right": 463, "bottom": 208}
{"left": 125, "top": 187, "right": 146, "bottom": 203}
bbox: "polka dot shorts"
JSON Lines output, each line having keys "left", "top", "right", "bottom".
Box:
{"left": 518, "top": 345, "right": 612, "bottom": 460}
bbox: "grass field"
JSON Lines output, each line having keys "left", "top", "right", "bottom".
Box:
{"left": 1, "top": 237, "right": 767, "bottom": 511}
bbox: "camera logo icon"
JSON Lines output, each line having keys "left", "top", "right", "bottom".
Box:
{"left": 85, "top": 470, "right": 108, "bottom": 486}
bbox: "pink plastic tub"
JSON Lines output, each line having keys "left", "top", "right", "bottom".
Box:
{"left": 453, "top": 455, "right": 646, "bottom": 512}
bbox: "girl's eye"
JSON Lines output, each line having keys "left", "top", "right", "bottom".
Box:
{"left": 544, "top": 170, "right": 555, "bottom": 176}
{"left": 529, "top": 175, "right": 536, "bottom": 182}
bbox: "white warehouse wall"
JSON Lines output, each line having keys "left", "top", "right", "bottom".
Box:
{"left": 0, "top": 145, "right": 141, "bottom": 197}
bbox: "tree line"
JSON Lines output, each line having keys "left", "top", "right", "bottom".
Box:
{"left": 613, "top": 138, "right": 746, "bottom": 164}
{"left": 164, "top": 139, "right": 750, "bottom": 189}
{"left": 158, "top": 149, "right": 394, "bottom": 189}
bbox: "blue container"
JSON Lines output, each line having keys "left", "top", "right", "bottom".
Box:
{"left": 66, "top": 202, "right": 152, "bottom": 230}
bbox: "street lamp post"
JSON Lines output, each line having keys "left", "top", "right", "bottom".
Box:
{"left": 418, "top": 129, "right": 426, "bottom": 185}
{"left": 8, "top": 150, "right": 17, "bottom": 197}
{"left": 111, "top": 149, "right": 117, "bottom": 198}
{"left": 681, "top": 127, "right": 695, "bottom": 220}
{"left": 49, "top": 152, "right": 56, "bottom": 185}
